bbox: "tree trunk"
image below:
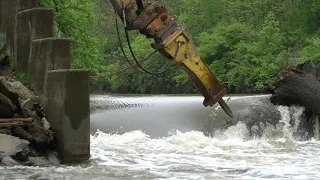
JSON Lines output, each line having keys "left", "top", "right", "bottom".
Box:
{"left": 268, "top": 61, "right": 320, "bottom": 114}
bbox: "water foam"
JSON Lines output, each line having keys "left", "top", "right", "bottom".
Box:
{"left": 1, "top": 104, "right": 316, "bottom": 180}
{"left": 89, "top": 123, "right": 320, "bottom": 179}
{"left": 90, "top": 104, "right": 307, "bottom": 152}
{"left": 3, "top": 96, "right": 320, "bottom": 180}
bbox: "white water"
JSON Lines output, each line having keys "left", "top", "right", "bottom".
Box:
{"left": 1, "top": 97, "right": 320, "bottom": 180}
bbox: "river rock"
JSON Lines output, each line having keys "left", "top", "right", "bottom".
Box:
{"left": 0, "top": 154, "right": 4, "bottom": 161}
{"left": 26, "top": 122, "right": 54, "bottom": 152}
{"left": 42, "top": 117, "right": 51, "bottom": 130}
{"left": 21, "top": 151, "right": 60, "bottom": 166}
{"left": 0, "top": 133, "right": 29, "bottom": 156}
{"left": 46, "top": 151, "right": 60, "bottom": 165}
{"left": 0, "top": 52, "right": 10, "bottom": 77}
{"left": 11, "top": 127, "right": 33, "bottom": 142}
{"left": 0, "top": 76, "right": 35, "bottom": 103}
{"left": 1, "top": 157, "right": 21, "bottom": 166}
{"left": 28, "top": 157, "right": 52, "bottom": 167}
{"left": 0, "top": 128, "right": 11, "bottom": 135}
{"left": 0, "top": 134, "right": 29, "bottom": 166}
{"left": 0, "top": 77, "right": 56, "bottom": 166}
{"left": 0, "top": 76, "right": 40, "bottom": 119}
{"left": 0, "top": 93, "right": 17, "bottom": 118}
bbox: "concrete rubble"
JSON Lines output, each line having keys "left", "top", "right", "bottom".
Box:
{"left": 0, "top": 76, "right": 59, "bottom": 166}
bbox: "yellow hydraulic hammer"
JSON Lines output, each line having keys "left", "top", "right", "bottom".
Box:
{"left": 109, "top": 0, "right": 233, "bottom": 117}
{"left": 161, "top": 25, "right": 233, "bottom": 117}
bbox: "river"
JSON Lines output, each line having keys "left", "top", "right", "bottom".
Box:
{"left": 1, "top": 95, "right": 320, "bottom": 180}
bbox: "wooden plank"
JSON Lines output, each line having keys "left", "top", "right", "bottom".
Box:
{"left": 0, "top": 118, "right": 33, "bottom": 123}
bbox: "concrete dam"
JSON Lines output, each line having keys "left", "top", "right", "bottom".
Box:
{"left": 90, "top": 95, "right": 316, "bottom": 140}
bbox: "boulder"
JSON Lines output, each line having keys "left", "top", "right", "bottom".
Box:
{"left": 0, "top": 76, "right": 35, "bottom": 103}
{"left": 28, "top": 157, "right": 53, "bottom": 167}
{"left": 0, "top": 128, "right": 11, "bottom": 135}
{"left": 0, "top": 154, "right": 4, "bottom": 161}
{"left": 11, "top": 127, "right": 33, "bottom": 141}
{"left": 0, "top": 76, "right": 40, "bottom": 119}
{"left": 13, "top": 145, "right": 30, "bottom": 162}
{"left": 269, "top": 61, "right": 320, "bottom": 114}
{"left": 0, "top": 93, "right": 17, "bottom": 118}
{"left": 1, "top": 157, "right": 21, "bottom": 166}
{"left": 0, "top": 133, "right": 29, "bottom": 156}
{"left": 0, "top": 52, "right": 9, "bottom": 67}
{"left": 0, "top": 77, "right": 56, "bottom": 166}
{"left": 46, "top": 151, "right": 60, "bottom": 165}
{"left": 26, "top": 122, "right": 54, "bottom": 152}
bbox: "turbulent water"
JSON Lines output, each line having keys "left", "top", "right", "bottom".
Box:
{"left": 2, "top": 96, "right": 320, "bottom": 180}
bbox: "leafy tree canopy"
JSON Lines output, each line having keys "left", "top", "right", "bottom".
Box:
{"left": 39, "top": 0, "right": 320, "bottom": 94}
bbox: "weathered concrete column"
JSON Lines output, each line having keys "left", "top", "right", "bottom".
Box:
{"left": 0, "top": 0, "right": 37, "bottom": 55}
{"left": 19, "top": 0, "right": 38, "bottom": 11}
{"left": 0, "top": 0, "right": 19, "bottom": 50}
{"left": 31, "top": 38, "right": 72, "bottom": 105}
{"left": 0, "top": 0, "right": 9, "bottom": 46}
{"left": 17, "top": 8, "right": 54, "bottom": 74}
{"left": 45, "top": 69, "right": 90, "bottom": 163}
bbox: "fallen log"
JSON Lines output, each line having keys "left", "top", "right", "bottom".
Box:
{"left": 268, "top": 60, "right": 320, "bottom": 114}
{"left": 0, "top": 122, "right": 25, "bottom": 128}
{"left": 0, "top": 118, "right": 33, "bottom": 123}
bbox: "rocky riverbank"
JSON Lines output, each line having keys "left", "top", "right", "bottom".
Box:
{"left": 0, "top": 76, "right": 59, "bottom": 166}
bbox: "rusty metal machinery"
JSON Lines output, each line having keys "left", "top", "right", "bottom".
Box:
{"left": 110, "top": 0, "right": 234, "bottom": 117}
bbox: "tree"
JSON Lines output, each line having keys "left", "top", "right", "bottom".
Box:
{"left": 36, "top": 0, "right": 320, "bottom": 94}
{"left": 38, "top": 0, "right": 105, "bottom": 75}
{"left": 301, "top": 38, "right": 320, "bottom": 63}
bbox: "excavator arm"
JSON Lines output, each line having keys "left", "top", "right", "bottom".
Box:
{"left": 110, "top": 0, "right": 233, "bottom": 117}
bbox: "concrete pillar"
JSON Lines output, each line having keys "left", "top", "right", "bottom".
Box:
{"left": 45, "top": 69, "right": 90, "bottom": 163}
{"left": 31, "top": 38, "right": 72, "bottom": 105}
{"left": 0, "top": 0, "right": 37, "bottom": 56}
{"left": 0, "top": 0, "right": 9, "bottom": 46}
{"left": 6, "top": 0, "right": 19, "bottom": 57}
{"left": 17, "top": 8, "right": 54, "bottom": 74}
{"left": 19, "top": 0, "right": 37, "bottom": 11}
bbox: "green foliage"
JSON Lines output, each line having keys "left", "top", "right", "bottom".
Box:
{"left": 39, "top": 0, "right": 320, "bottom": 94}
{"left": 0, "top": 45, "right": 6, "bottom": 55}
{"left": 197, "top": 22, "right": 256, "bottom": 62}
{"left": 102, "top": 36, "right": 177, "bottom": 94}
{"left": 196, "top": 22, "right": 257, "bottom": 91}
{"left": 259, "top": 12, "right": 284, "bottom": 54}
{"left": 16, "top": 73, "right": 28, "bottom": 84}
{"left": 197, "top": 11, "right": 295, "bottom": 92}
{"left": 38, "top": 0, "right": 105, "bottom": 75}
{"left": 301, "top": 38, "right": 320, "bottom": 63}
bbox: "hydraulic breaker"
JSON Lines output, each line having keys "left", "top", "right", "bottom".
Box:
{"left": 109, "top": 0, "right": 233, "bottom": 117}
{"left": 160, "top": 25, "right": 233, "bottom": 117}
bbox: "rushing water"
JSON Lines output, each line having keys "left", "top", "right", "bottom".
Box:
{"left": 2, "top": 95, "right": 320, "bottom": 180}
